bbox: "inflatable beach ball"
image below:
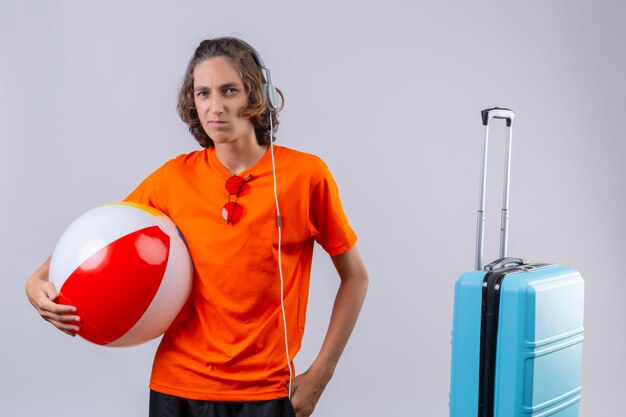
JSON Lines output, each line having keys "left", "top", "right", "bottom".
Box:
{"left": 49, "top": 202, "right": 193, "bottom": 347}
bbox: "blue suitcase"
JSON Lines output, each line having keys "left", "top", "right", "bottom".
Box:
{"left": 449, "top": 108, "right": 585, "bottom": 417}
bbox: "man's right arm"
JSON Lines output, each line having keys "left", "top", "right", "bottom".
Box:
{"left": 25, "top": 256, "right": 80, "bottom": 336}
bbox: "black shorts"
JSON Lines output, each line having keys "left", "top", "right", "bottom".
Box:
{"left": 149, "top": 390, "right": 296, "bottom": 417}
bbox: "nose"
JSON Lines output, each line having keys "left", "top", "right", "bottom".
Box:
{"left": 209, "top": 94, "right": 224, "bottom": 114}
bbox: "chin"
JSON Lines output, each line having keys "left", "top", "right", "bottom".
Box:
{"left": 211, "top": 135, "right": 234, "bottom": 144}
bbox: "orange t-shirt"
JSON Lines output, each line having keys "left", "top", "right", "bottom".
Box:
{"left": 124, "top": 145, "right": 356, "bottom": 401}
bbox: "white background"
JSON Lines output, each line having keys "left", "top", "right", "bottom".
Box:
{"left": 1, "top": 1, "right": 624, "bottom": 416}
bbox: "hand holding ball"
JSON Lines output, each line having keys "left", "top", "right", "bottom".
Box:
{"left": 49, "top": 202, "right": 193, "bottom": 347}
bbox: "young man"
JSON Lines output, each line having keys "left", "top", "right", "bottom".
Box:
{"left": 26, "top": 37, "right": 368, "bottom": 417}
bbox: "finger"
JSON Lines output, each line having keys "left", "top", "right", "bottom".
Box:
{"left": 48, "top": 302, "right": 77, "bottom": 315}
{"left": 36, "top": 296, "right": 77, "bottom": 315}
{"left": 59, "top": 328, "right": 77, "bottom": 337}
{"left": 40, "top": 283, "right": 77, "bottom": 313}
{"left": 40, "top": 310, "right": 81, "bottom": 323}
{"left": 48, "top": 318, "right": 80, "bottom": 334}
{"left": 40, "top": 281, "right": 59, "bottom": 300}
{"left": 290, "top": 396, "right": 302, "bottom": 416}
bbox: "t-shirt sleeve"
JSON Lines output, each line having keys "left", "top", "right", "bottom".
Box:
{"left": 309, "top": 165, "right": 357, "bottom": 256}
{"left": 122, "top": 162, "right": 170, "bottom": 216}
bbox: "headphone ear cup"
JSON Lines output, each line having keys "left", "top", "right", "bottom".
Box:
{"left": 264, "top": 83, "right": 279, "bottom": 111}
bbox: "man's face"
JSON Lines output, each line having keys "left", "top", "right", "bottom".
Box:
{"left": 193, "top": 57, "right": 255, "bottom": 145}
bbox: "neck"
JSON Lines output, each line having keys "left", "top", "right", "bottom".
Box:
{"left": 214, "top": 138, "right": 268, "bottom": 175}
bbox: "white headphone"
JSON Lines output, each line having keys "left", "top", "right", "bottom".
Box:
{"left": 213, "top": 37, "right": 280, "bottom": 111}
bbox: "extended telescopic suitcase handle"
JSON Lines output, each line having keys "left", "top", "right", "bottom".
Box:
{"left": 475, "top": 107, "right": 516, "bottom": 270}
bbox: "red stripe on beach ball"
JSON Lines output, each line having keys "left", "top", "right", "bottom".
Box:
{"left": 58, "top": 226, "right": 170, "bottom": 345}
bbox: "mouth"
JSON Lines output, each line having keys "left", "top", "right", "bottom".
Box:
{"left": 208, "top": 120, "right": 228, "bottom": 129}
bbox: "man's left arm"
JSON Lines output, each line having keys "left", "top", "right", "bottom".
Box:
{"left": 290, "top": 245, "right": 369, "bottom": 417}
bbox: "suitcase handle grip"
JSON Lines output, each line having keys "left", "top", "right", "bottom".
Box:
{"left": 475, "top": 107, "right": 516, "bottom": 270}
{"left": 481, "top": 107, "right": 515, "bottom": 127}
{"left": 484, "top": 257, "right": 525, "bottom": 271}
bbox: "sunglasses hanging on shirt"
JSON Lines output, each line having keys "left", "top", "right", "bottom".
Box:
{"left": 222, "top": 174, "right": 252, "bottom": 224}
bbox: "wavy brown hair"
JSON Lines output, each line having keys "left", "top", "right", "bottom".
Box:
{"left": 176, "top": 38, "right": 284, "bottom": 148}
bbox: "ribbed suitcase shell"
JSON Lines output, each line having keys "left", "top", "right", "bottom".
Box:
{"left": 449, "top": 264, "right": 584, "bottom": 416}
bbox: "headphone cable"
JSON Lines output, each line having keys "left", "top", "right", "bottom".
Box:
{"left": 269, "top": 114, "right": 293, "bottom": 398}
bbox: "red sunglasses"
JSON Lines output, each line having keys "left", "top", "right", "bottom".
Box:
{"left": 222, "top": 174, "right": 252, "bottom": 224}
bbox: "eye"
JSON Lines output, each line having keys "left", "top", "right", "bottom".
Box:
{"left": 196, "top": 91, "right": 208, "bottom": 97}
{"left": 224, "top": 88, "right": 238, "bottom": 96}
